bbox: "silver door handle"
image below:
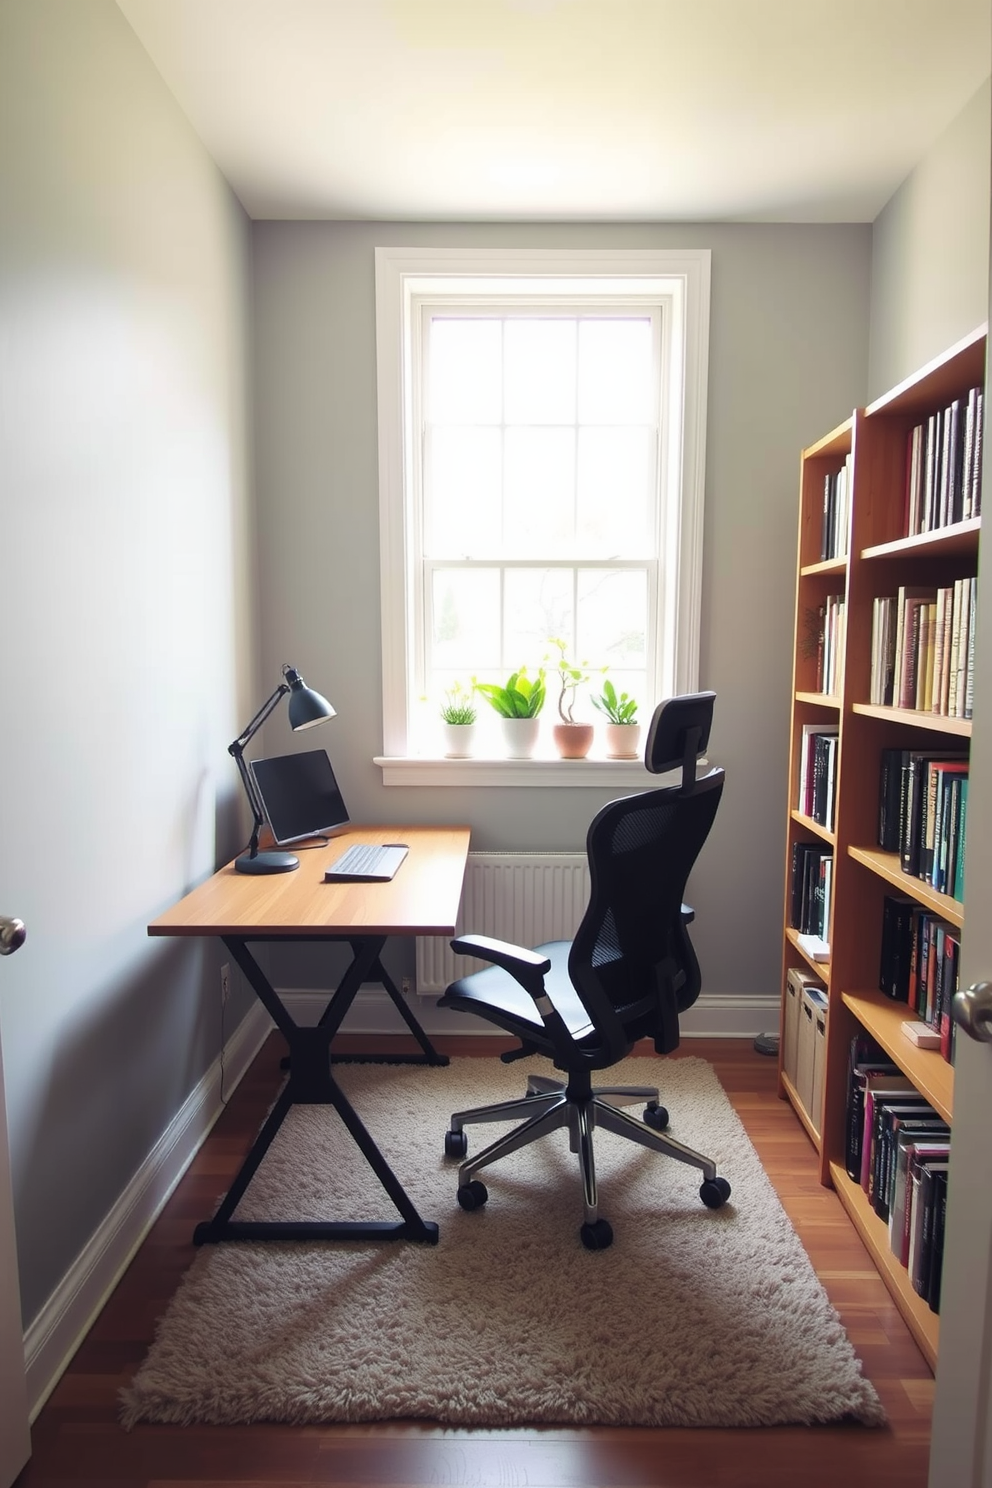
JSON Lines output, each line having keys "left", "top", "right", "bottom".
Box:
{"left": 0, "top": 916, "right": 25, "bottom": 956}
{"left": 953, "top": 981, "right": 992, "bottom": 1043}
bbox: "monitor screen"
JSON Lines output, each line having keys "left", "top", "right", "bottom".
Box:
{"left": 249, "top": 749, "right": 350, "bottom": 846}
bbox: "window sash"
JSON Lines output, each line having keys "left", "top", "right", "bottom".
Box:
{"left": 373, "top": 247, "right": 710, "bottom": 773}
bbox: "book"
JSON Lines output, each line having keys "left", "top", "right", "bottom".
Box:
{"left": 903, "top": 1141, "right": 952, "bottom": 1273}
{"left": 845, "top": 1034, "right": 897, "bottom": 1180}
{"left": 900, "top": 750, "right": 967, "bottom": 877}
{"left": 889, "top": 1132, "right": 949, "bottom": 1263}
{"left": 878, "top": 747, "right": 909, "bottom": 851}
{"left": 869, "top": 1096, "right": 934, "bottom": 1219}
{"left": 860, "top": 1076, "right": 915, "bottom": 1191}
{"left": 928, "top": 1169, "right": 949, "bottom": 1313}
{"left": 879, "top": 894, "right": 917, "bottom": 1001}
{"left": 913, "top": 1160, "right": 951, "bottom": 1299}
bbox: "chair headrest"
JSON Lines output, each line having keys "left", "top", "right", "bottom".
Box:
{"left": 644, "top": 691, "right": 716, "bottom": 786}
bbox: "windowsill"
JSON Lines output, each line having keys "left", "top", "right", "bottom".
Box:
{"left": 374, "top": 755, "right": 671, "bottom": 787}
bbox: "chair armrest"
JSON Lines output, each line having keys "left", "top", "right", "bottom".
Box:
{"left": 450, "top": 934, "right": 552, "bottom": 978}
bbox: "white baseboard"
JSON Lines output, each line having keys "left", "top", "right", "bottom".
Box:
{"left": 279, "top": 985, "right": 781, "bottom": 1040}
{"left": 23, "top": 981, "right": 779, "bottom": 1417}
{"left": 22, "top": 1000, "right": 271, "bottom": 1420}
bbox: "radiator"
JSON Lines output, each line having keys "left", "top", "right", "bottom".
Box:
{"left": 415, "top": 852, "right": 590, "bottom": 995}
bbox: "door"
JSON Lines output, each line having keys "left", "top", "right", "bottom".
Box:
{"left": 0, "top": 917, "right": 30, "bottom": 1486}
{"left": 927, "top": 269, "right": 992, "bottom": 1482}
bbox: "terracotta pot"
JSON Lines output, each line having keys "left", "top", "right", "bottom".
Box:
{"left": 604, "top": 722, "right": 642, "bottom": 760}
{"left": 553, "top": 722, "right": 594, "bottom": 759}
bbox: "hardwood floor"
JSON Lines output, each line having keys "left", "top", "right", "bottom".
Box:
{"left": 17, "top": 1035, "right": 933, "bottom": 1488}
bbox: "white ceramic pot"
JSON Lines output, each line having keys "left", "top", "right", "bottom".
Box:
{"left": 604, "top": 722, "right": 642, "bottom": 760}
{"left": 500, "top": 715, "right": 541, "bottom": 758}
{"left": 441, "top": 721, "right": 477, "bottom": 758}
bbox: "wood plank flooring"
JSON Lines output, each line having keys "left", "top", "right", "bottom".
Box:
{"left": 16, "top": 1035, "right": 933, "bottom": 1488}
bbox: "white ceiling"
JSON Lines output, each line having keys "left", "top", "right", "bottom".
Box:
{"left": 116, "top": 0, "right": 991, "bottom": 224}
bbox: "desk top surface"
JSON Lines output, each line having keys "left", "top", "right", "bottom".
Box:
{"left": 148, "top": 824, "right": 471, "bottom": 938}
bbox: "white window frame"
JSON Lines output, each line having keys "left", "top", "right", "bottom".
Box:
{"left": 373, "top": 246, "right": 711, "bottom": 786}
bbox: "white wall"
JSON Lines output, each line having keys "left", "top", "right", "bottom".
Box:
{"left": 251, "top": 219, "right": 872, "bottom": 1002}
{"left": 0, "top": 0, "right": 255, "bottom": 1327}
{"left": 869, "top": 78, "right": 991, "bottom": 399}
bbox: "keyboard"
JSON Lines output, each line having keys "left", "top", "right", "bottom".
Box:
{"left": 323, "top": 842, "right": 409, "bottom": 882}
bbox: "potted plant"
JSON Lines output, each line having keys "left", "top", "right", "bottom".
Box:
{"left": 547, "top": 638, "right": 603, "bottom": 759}
{"left": 592, "top": 679, "right": 642, "bottom": 759}
{"left": 473, "top": 668, "right": 546, "bottom": 758}
{"left": 439, "top": 682, "right": 478, "bottom": 758}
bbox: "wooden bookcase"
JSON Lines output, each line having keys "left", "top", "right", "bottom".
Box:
{"left": 778, "top": 324, "right": 988, "bottom": 1371}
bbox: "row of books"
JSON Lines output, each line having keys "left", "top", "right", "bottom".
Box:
{"left": 869, "top": 580, "right": 976, "bottom": 717}
{"left": 845, "top": 1034, "right": 949, "bottom": 1313}
{"left": 796, "top": 724, "right": 837, "bottom": 829}
{"left": 788, "top": 841, "right": 832, "bottom": 941}
{"left": 878, "top": 895, "right": 959, "bottom": 1062}
{"left": 878, "top": 747, "right": 968, "bottom": 898}
{"left": 904, "top": 383, "right": 984, "bottom": 536}
{"left": 819, "top": 453, "right": 853, "bottom": 561}
{"left": 808, "top": 594, "right": 845, "bottom": 695}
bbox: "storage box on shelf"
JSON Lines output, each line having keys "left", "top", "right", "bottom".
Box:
{"left": 778, "top": 324, "right": 986, "bottom": 1373}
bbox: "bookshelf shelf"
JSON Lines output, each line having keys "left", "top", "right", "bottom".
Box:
{"left": 847, "top": 846, "right": 964, "bottom": 928}
{"left": 779, "top": 325, "right": 985, "bottom": 1369}
{"left": 851, "top": 703, "right": 972, "bottom": 737}
{"left": 795, "top": 691, "right": 840, "bottom": 709}
{"left": 861, "top": 516, "right": 980, "bottom": 563}
{"left": 785, "top": 925, "right": 830, "bottom": 981}
{"left": 841, "top": 992, "right": 954, "bottom": 1122}
{"left": 789, "top": 811, "right": 835, "bottom": 845}
{"left": 828, "top": 1160, "right": 939, "bottom": 1370}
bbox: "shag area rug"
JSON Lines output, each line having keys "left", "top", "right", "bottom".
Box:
{"left": 120, "top": 1055, "right": 884, "bottom": 1430}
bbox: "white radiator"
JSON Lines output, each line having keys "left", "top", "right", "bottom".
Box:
{"left": 415, "top": 852, "right": 590, "bottom": 995}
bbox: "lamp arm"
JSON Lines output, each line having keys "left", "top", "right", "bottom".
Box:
{"left": 229, "top": 682, "right": 290, "bottom": 755}
{"left": 228, "top": 681, "right": 290, "bottom": 859}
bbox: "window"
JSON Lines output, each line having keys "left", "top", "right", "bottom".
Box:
{"left": 374, "top": 248, "right": 710, "bottom": 783}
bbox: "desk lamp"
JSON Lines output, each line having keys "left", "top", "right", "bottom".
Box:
{"left": 230, "top": 663, "right": 335, "bottom": 874}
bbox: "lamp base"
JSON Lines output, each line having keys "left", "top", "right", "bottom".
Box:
{"left": 235, "top": 850, "right": 300, "bottom": 875}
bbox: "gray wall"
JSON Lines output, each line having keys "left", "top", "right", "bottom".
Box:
{"left": 0, "top": 0, "right": 256, "bottom": 1326}
{"left": 252, "top": 220, "right": 871, "bottom": 999}
{"left": 869, "top": 78, "right": 991, "bottom": 399}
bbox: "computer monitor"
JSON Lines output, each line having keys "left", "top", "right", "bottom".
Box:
{"left": 249, "top": 749, "right": 350, "bottom": 846}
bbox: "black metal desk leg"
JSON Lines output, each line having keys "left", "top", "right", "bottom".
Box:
{"left": 322, "top": 936, "right": 450, "bottom": 1066}
{"left": 192, "top": 937, "right": 439, "bottom": 1246}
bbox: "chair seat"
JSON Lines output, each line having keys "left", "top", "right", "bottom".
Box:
{"left": 440, "top": 939, "right": 596, "bottom": 1044}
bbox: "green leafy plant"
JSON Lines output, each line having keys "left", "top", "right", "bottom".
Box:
{"left": 473, "top": 668, "right": 546, "bottom": 719}
{"left": 547, "top": 637, "right": 605, "bottom": 724}
{"left": 591, "top": 678, "right": 639, "bottom": 726}
{"left": 439, "top": 682, "right": 477, "bottom": 725}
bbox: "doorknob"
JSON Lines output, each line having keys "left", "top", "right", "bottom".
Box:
{"left": 0, "top": 916, "right": 25, "bottom": 956}
{"left": 952, "top": 981, "right": 992, "bottom": 1043}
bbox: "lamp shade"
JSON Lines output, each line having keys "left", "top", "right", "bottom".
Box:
{"left": 284, "top": 665, "right": 336, "bottom": 730}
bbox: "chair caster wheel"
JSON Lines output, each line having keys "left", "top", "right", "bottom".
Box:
{"left": 457, "top": 1179, "right": 488, "bottom": 1211}
{"left": 644, "top": 1100, "right": 669, "bottom": 1130}
{"left": 444, "top": 1129, "right": 468, "bottom": 1159}
{"left": 699, "top": 1176, "right": 732, "bottom": 1209}
{"left": 580, "top": 1218, "right": 614, "bottom": 1250}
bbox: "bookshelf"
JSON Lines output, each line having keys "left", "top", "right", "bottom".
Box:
{"left": 778, "top": 325, "right": 987, "bottom": 1371}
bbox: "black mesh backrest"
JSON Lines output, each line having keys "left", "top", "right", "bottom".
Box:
{"left": 566, "top": 693, "right": 723, "bottom": 1051}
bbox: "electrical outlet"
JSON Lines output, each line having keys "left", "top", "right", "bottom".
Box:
{"left": 401, "top": 976, "right": 412, "bottom": 996}
{"left": 220, "top": 963, "right": 231, "bottom": 1005}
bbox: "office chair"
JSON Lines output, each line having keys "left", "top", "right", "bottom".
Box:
{"left": 438, "top": 691, "right": 730, "bottom": 1250}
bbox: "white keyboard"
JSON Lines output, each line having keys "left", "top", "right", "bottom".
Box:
{"left": 324, "top": 842, "right": 409, "bottom": 882}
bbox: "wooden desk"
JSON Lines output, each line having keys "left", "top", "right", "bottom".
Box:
{"left": 149, "top": 824, "right": 471, "bottom": 1246}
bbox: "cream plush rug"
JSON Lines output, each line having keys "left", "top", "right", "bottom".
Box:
{"left": 120, "top": 1055, "right": 884, "bottom": 1430}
